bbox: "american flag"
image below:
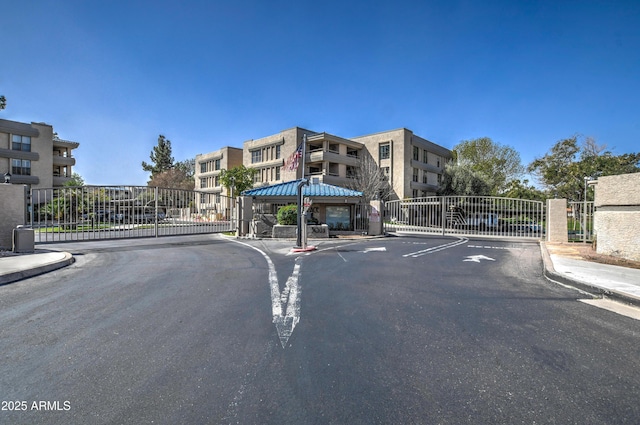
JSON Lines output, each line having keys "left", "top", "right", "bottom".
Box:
{"left": 283, "top": 143, "right": 303, "bottom": 171}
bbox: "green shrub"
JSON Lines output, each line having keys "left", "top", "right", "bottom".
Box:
{"left": 277, "top": 204, "right": 298, "bottom": 225}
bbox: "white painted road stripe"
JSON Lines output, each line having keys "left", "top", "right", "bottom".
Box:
{"left": 403, "top": 237, "right": 469, "bottom": 258}
{"left": 360, "top": 247, "right": 387, "bottom": 253}
{"left": 227, "top": 239, "right": 301, "bottom": 348}
{"left": 463, "top": 255, "right": 496, "bottom": 263}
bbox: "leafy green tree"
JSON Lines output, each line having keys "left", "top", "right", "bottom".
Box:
{"left": 220, "top": 165, "right": 257, "bottom": 197}
{"left": 528, "top": 135, "right": 640, "bottom": 201}
{"left": 63, "top": 172, "right": 85, "bottom": 187}
{"left": 453, "top": 137, "right": 524, "bottom": 195}
{"left": 174, "top": 158, "right": 195, "bottom": 179}
{"left": 437, "top": 162, "right": 492, "bottom": 196}
{"left": 499, "top": 179, "right": 547, "bottom": 201}
{"left": 142, "top": 135, "right": 175, "bottom": 180}
{"left": 0, "top": 95, "right": 6, "bottom": 110}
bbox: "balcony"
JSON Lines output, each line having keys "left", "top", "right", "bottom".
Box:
{"left": 53, "top": 175, "right": 72, "bottom": 186}
{"left": 306, "top": 150, "right": 359, "bottom": 167}
{"left": 53, "top": 154, "right": 76, "bottom": 166}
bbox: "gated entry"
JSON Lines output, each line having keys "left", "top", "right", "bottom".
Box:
{"left": 29, "top": 185, "right": 236, "bottom": 243}
{"left": 384, "top": 196, "right": 545, "bottom": 239}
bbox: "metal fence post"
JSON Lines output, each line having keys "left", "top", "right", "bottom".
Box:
{"left": 441, "top": 197, "right": 446, "bottom": 236}
{"left": 154, "top": 186, "right": 159, "bottom": 238}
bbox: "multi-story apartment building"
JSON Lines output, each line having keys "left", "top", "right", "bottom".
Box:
{"left": 352, "top": 128, "right": 452, "bottom": 199}
{"left": 239, "top": 126, "right": 452, "bottom": 200}
{"left": 242, "top": 127, "right": 317, "bottom": 185}
{"left": 0, "top": 118, "right": 79, "bottom": 189}
{"left": 194, "top": 146, "right": 243, "bottom": 216}
{"left": 194, "top": 126, "right": 452, "bottom": 214}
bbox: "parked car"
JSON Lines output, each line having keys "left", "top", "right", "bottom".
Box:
{"left": 511, "top": 221, "right": 542, "bottom": 232}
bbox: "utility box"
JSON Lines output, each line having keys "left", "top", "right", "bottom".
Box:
{"left": 13, "top": 225, "right": 35, "bottom": 253}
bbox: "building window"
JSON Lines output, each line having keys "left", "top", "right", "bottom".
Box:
{"left": 423, "top": 171, "right": 428, "bottom": 184}
{"left": 200, "top": 178, "right": 207, "bottom": 189}
{"left": 379, "top": 143, "right": 390, "bottom": 160}
{"left": 382, "top": 167, "right": 390, "bottom": 180}
{"left": 276, "top": 145, "right": 281, "bottom": 159}
{"left": 12, "top": 135, "right": 31, "bottom": 152}
{"left": 200, "top": 193, "right": 207, "bottom": 203}
{"left": 423, "top": 149, "right": 428, "bottom": 164}
{"left": 214, "top": 158, "right": 221, "bottom": 170}
{"left": 412, "top": 168, "right": 419, "bottom": 182}
{"left": 275, "top": 166, "right": 280, "bottom": 181}
{"left": 413, "top": 146, "right": 419, "bottom": 161}
{"left": 346, "top": 165, "right": 357, "bottom": 178}
{"left": 437, "top": 174, "right": 442, "bottom": 184}
{"left": 412, "top": 189, "right": 418, "bottom": 198}
{"left": 251, "top": 150, "right": 262, "bottom": 164}
{"left": 437, "top": 158, "right": 441, "bottom": 168}
{"left": 11, "top": 159, "right": 31, "bottom": 175}
{"left": 200, "top": 162, "right": 207, "bottom": 173}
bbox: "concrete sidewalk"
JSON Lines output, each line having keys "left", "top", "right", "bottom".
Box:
{"left": 2, "top": 240, "right": 640, "bottom": 308}
{"left": 0, "top": 250, "right": 74, "bottom": 285}
{"left": 541, "top": 242, "right": 640, "bottom": 306}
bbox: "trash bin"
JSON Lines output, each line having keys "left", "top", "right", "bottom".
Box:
{"left": 13, "top": 225, "right": 34, "bottom": 253}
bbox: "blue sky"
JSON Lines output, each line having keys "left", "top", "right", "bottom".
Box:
{"left": 3, "top": 0, "right": 639, "bottom": 185}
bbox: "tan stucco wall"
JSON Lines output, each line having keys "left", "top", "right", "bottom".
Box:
{"left": 31, "top": 123, "right": 54, "bottom": 188}
{"left": 0, "top": 184, "right": 26, "bottom": 250}
{"left": 594, "top": 172, "right": 640, "bottom": 261}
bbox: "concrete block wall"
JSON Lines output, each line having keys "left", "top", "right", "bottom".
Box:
{"left": 594, "top": 172, "right": 640, "bottom": 261}
{"left": 0, "top": 184, "right": 26, "bottom": 250}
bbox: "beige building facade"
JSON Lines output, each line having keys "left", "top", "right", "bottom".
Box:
{"left": 0, "top": 118, "right": 79, "bottom": 189}
{"left": 194, "top": 146, "right": 243, "bottom": 215}
{"left": 351, "top": 128, "right": 452, "bottom": 200}
{"left": 194, "top": 126, "right": 452, "bottom": 213}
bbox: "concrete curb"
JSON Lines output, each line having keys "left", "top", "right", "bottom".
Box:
{"left": 0, "top": 252, "right": 75, "bottom": 286}
{"left": 539, "top": 242, "right": 640, "bottom": 307}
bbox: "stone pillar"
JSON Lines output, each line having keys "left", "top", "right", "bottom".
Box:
{"left": 546, "top": 199, "right": 568, "bottom": 243}
{"left": 0, "top": 184, "right": 27, "bottom": 250}
{"left": 237, "top": 196, "right": 253, "bottom": 237}
{"left": 368, "top": 200, "right": 383, "bottom": 236}
{"left": 594, "top": 172, "right": 640, "bottom": 261}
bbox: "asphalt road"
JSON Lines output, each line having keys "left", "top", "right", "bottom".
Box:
{"left": 1, "top": 234, "right": 639, "bottom": 424}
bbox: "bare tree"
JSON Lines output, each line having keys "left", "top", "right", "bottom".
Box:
{"left": 347, "top": 152, "right": 394, "bottom": 203}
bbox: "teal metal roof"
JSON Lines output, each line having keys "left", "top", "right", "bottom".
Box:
{"left": 242, "top": 179, "right": 363, "bottom": 198}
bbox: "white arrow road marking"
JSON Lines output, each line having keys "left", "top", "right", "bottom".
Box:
{"left": 227, "top": 239, "right": 302, "bottom": 348}
{"left": 463, "top": 255, "right": 496, "bottom": 263}
{"left": 403, "top": 237, "right": 468, "bottom": 258}
{"left": 360, "top": 247, "right": 387, "bottom": 253}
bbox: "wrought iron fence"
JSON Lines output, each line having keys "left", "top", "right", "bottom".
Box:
{"left": 354, "top": 203, "right": 371, "bottom": 234}
{"left": 567, "top": 201, "right": 594, "bottom": 243}
{"left": 29, "top": 185, "right": 236, "bottom": 243}
{"left": 384, "top": 196, "right": 545, "bottom": 239}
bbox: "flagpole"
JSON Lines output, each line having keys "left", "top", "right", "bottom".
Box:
{"left": 295, "top": 134, "right": 308, "bottom": 249}
{"left": 300, "top": 133, "right": 306, "bottom": 180}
